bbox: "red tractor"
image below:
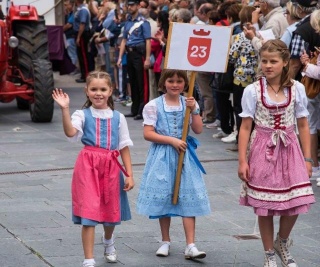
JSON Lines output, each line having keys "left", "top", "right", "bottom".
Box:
{"left": 0, "top": 1, "right": 54, "bottom": 122}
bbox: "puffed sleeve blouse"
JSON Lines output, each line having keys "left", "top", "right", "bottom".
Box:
{"left": 67, "top": 106, "right": 133, "bottom": 150}
{"left": 239, "top": 79, "right": 309, "bottom": 119}
{"left": 142, "top": 96, "right": 200, "bottom": 127}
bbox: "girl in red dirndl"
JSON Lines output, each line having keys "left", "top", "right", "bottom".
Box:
{"left": 53, "top": 71, "right": 134, "bottom": 267}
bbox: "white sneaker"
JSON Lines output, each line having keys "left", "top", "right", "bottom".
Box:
{"left": 206, "top": 119, "right": 221, "bottom": 129}
{"left": 156, "top": 241, "right": 170, "bottom": 257}
{"left": 221, "top": 131, "right": 237, "bottom": 143}
{"left": 263, "top": 250, "right": 278, "bottom": 267}
{"left": 104, "top": 250, "right": 117, "bottom": 263}
{"left": 184, "top": 244, "right": 206, "bottom": 260}
{"left": 212, "top": 130, "right": 228, "bottom": 139}
{"left": 274, "top": 233, "right": 297, "bottom": 267}
{"left": 82, "top": 260, "right": 96, "bottom": 267}
{"left": 312, "top": 166, "right": 320, "bottom": 179}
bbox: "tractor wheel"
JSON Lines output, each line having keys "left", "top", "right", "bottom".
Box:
{"left": 15, "top": 17, "right": 49, "bottom": 78}
{"left": 15, "top": 17, "right": 50, "bottom": 110}
{"left": 30, "top": 59, "right": 54, "bottom": 122}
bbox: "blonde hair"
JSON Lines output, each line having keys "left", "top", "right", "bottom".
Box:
{"left": 259, "top": 40, "right": 293, "bottom": 89}
{"left": 169, "top": 8, "right": 179, "bottom": 22}
{"left": 286, "top": 1, "right": 302, "bottom": 20}
{"left": 310, "top": 9, "right": 320, "bottom": 33}
{"left": 104, "top": 1, "right": 116, "bottom": 11}
{"left": 83, "top": 71, "right": 114, "bottom": 109}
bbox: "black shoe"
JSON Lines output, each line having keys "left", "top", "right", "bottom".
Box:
{"left": 134, "top": 114, "right": 143, "bottom": 120}
{"left": 75, "top": 78, "right": 85, "bottom": 83}
{"left": 124, "top": 113, "right": 136, "bottom": 117}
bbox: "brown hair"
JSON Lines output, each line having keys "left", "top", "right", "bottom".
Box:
{"left": 239, "top": 6, "right": 255, "bottom": 29}
{"left": 158, "top": 69, "right": 188, "bottom": 93}
{"left": 225, "top": 3, "right": 242, "bottom": 23}
{"left": 259, "top": 40, "right": 293, "bottom": 89}
{"left": 208, "top": 10, "right": 220, "bottom": 25}
{"left": 83, "top": 71, "right": 114, "bottom": 109}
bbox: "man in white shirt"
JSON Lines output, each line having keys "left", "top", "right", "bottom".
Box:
{"left": 243, "top": 0, "right": 288, "bottom": 51}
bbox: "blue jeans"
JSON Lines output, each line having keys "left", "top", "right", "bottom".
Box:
{"left": 103, "top": 42, "right": 114, "bottom": 82}
{"left": 66, "top": 38, "right": 78, "bottom": 66}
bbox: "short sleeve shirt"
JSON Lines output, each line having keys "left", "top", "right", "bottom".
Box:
{"left": 65, "top": 12, "right": 75, "bottom": 39}
{"left": 239, "top": 80, "right": 309, "bottom": 119}
{"left": 74, "top": 4, "right": 91, "bottom": 32}
{"left": 123, "top": 14, "right": 151, "bottom": 47}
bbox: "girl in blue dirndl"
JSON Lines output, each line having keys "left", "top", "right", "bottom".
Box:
{"left": 136, "top": 69, "right": 211, "bottom": 260}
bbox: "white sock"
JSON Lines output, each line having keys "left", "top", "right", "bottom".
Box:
{"left": 103, "top": 235, "right": 115, "bottom": 253}
{"left": 187, "top": 243, "right": 195, "bottom": 249}
{"left": 161, "top": 241, "right": 171, "bottom": 246}
{"left": 103, "top": 236, "right": 114, "bottom": 245}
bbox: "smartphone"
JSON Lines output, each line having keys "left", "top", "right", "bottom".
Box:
{"left": 304, "top": 42, "right": 310, "bottom": 56}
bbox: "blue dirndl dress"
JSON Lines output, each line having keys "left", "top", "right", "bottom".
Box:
{"left": 136, "top": 95, "right": 211, "bottom": 218}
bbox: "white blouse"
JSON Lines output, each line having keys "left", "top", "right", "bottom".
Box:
{"left": 240, "top": 80, "right": 309, "bottom": 119}
{"left": 142, "top": 96, "right": 199, "bottom": 127}
{"left": 68, "top": 106, "right": 133, "bottom": 150}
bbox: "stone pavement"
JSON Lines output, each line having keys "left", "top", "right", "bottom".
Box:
{"left": 0, "top": 72, "right": 319, "bottom": 267}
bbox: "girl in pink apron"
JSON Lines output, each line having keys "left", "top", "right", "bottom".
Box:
{"left": 53, "top": 71, "right": 134, "bottom": 267}
{"left": 238, "top": 40, "right": 315, "bottom": 267}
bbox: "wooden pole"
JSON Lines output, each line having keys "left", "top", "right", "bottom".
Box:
{"left": 172, "top": 71, "right": 197, "bottom": 205}
{"left": 54, "top": 0, "right": 64, "bottom": 26}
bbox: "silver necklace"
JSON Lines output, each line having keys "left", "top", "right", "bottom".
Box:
{"left": 267, "top": 81, "right": 281, "bottom": 97}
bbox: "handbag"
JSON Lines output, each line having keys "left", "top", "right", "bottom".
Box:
{"left": 210, "top": 64, "right": 234, "bottom": 93}
{"left": 301, "top": 54, "right": 320, "bottom": 99}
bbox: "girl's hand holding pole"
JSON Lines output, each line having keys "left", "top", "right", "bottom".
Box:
{"left": 185, "top": 96, "right": 196, "bottom": 110}
{"left": 171, "top": 137, "right": 187, "bottom": 154}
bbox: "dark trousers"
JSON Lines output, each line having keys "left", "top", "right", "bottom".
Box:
{"left": 232, "top": 84, "right": 245, "bottom": 143}
{"left": 127, "top": 50, "right": 148, "bottom": 116}
{"left": 75, "top": 31, "right": 92, "bottom": 80}
{"left": 121, "top": 65, "right": 128, "bottom": 99}
{"left": 216, "top": 91, "right": 234, "bottom": 135}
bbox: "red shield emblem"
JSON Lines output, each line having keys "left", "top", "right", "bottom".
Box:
{"left": 187, "top": 36, "right": 211, "bottom": 67}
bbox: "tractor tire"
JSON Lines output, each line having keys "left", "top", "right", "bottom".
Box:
{"left": 16, "top": 17, "right": 49, "bottom": 78}
{"left": 30, "top": 59, "right": 54, "bottom": 122}
{"left": 15, "top": 17, "right": 50, "bottom": 110}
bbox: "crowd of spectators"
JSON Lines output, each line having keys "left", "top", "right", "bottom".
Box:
{"left": 62, "top": 0, "right": 320, "bottom": 177}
